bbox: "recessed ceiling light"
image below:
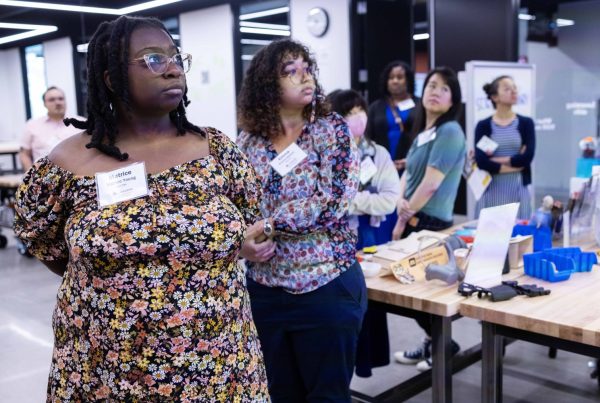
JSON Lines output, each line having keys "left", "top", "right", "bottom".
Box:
{"left": 0, "top": 22, "right": 57, "bottom": 45}
{"left": 239, "top": 21, "right": 290, "bottom": 30}
{"left": 239, "top": 6, "right": 289, "bottom": 21}
{"left": 518, "top": 13, "right": 536, "bottom": 21}
{"left": 0, "top": 0, "right": 183, "bottom": 15}
{"left": 556, "top": 18, "right": 575, "bottom": 27}
{"left": 239, "top": 27, "right": 290, "bottom": 36}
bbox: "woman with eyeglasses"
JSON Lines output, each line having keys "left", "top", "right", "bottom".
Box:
{"left": 14, "top": 16, "right": 270, "bottom": 401}
{"left": 237, "top": 39, "right": 366, "bottom": 402}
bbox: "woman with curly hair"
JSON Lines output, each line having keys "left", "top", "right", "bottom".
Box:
{"left": 237, "top": 39, "right": 366, "bottom": 402}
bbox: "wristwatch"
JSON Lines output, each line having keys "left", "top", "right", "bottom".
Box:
{"left": 263, "top": 219, "right": 274, "bottom": 237}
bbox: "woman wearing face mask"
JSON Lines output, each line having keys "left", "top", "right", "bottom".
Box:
{"left": 391, "top": 67, "right": 466, "bottom": 372}
{"left": 237, "top": 40, "right": 366, "bottom": 402}
{"left": 475, "top": 75, "right": 534, "bottom": 219}
{"left": 328, "top": 89, "right": 401, "bottom": 250}
{"left": 328, "top": 89, "right": 401, "bottom": 378}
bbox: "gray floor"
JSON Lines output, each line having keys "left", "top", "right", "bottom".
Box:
{"left": 1, "top": 229, "right": 599, "bottom": 403}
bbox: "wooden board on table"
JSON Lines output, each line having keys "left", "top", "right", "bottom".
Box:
{"left": 460, "top": 267, "right": 600, "bottom": 346}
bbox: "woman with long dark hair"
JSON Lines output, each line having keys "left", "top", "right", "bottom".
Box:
{"left": 391, "top": 67, "right": 466, "bottom": 372}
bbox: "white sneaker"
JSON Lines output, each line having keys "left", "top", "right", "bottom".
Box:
{"left": 416, "top": 358, "right": 432, "bottom": 372}
{"left": 415, "top": 340, "right": 461, "bottom": 372}
{"left": 394, "top": 337, "right": 431, "bottom": 365}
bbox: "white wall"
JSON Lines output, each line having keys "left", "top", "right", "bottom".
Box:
{"left": 43, "top": 37, "right": 78, "bottom": 118}
{"left": 290, "top": 0, "right": 351, "bottom": 93}
{"left": 180, "top": 5, "right": 238, "bottom": 139}
{"left": 0, "top": 48, "right": 27, "bottom": 142}
{"left": 522, "top": 0, "right": 600, "bottom": 201}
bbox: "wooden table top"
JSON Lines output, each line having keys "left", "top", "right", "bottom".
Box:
{"left": 366, "top": 257, "right": 524, "bottom": 317}
{"left": 0, "top": 173, "right": 24, "bottom": 187}
{"left": 366, "top": 273, "right": 465, "bottom": 317}
{"left": 460, "top": 245, "right": 600, "bottom": 346}
{"left": 364, "top": 222, "right": 475, "bottom": 317}
{"left": 0, "top": 141, "right": 19, "bottom": 154}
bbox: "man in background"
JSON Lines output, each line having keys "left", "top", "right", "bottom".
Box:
{"left": 20, "top": 86, "right": 83, "bottom": 170}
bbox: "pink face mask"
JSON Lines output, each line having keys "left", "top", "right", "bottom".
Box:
{"left": 346, "top": 111, "right": 368, "bottom": 138}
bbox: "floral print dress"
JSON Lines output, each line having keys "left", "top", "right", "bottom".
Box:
{"left": 237, "top": 113, "right": 360, "bottom": 294}
{"left": 14, "top": 129, "right": 270, "bottom": 402}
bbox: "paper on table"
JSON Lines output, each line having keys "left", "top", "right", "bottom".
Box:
{"left": 374, "top": 230, "right": 447, "bottom": 261}
{"left": 374, "top": 248, "right": 411, "bottom": 262}
{"left": 467, "top": 167, "right": 492, "bottom": 201}
{"left": 464, "top": 203, "right": 519, "bottom": 287}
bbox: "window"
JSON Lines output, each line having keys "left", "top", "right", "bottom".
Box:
{"left": 24, "top": 44, "right": 47, "bottom": 118}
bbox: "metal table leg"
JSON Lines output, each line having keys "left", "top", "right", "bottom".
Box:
{"left": 431, "top": 315, "right": 452, "bottom": 402}
{"left": 482, "top": 321, "right": 503, "bottom": 403}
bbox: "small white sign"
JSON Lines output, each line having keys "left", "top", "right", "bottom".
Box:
{"left": 476, "top": 135, "right": 499, "bottom": 154}
{"left": 96, "top": 162, "right": 149, "bottom": 207}
{"left": 417, "top": 128, "right": 437, "bottom": 147}
{"left": 360, "top": 156, "right": 377, "bottom": 185}
{"left": 397, "top": 98, "right": 416, "bottom": 111}
{"left": 269, "top": 142, "right": 308, "bottom": 177}
{"left": 464, "top": 203, "right": 520, "bottom": 287}
{"left": 467, "top": 167, "right": 492, "bottom": 201}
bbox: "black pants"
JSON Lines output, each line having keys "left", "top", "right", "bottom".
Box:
{"left": 247, "top": 262, "right": 367, "bottom": 403}
{"left": 402, "top": 212, "right": 453, "bottom": 336}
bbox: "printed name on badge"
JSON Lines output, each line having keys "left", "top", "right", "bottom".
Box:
{"left": 96, "top": 162, "right": 149, "bottom": 207}
{"left": 476, "top": 135, "right": 499, "bottom": 154}
{"left": 397, "top": 98, "right": 416, "bottom": 111}
{"left": 269, "top": 143, "right": 308, "bottom": 177}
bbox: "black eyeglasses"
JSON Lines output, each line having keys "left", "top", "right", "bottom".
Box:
{"left": 129, "top": 52, "right": 192, "bottom": 75}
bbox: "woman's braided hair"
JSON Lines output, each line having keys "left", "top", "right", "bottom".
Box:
{"left": 64, "top": 15, "right": 202, "bottom": 161}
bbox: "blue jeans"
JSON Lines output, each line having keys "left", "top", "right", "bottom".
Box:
{"left": 247, "top": 262, "right": 367, "bottom": 403}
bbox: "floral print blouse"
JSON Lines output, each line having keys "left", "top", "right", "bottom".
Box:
{"left": 237, "top": 113, "right": 360, "bottom": 294}
{"left": 14, "top": 129, "right": 270, "bottom": 402}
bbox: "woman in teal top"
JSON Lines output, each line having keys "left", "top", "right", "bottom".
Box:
{"left": 392, "top": 67, "right": 466, "bottom": 371}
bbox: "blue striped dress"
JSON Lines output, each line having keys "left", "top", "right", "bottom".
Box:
{"left": 475, "top": 118, "right": 532, "bottom": 219}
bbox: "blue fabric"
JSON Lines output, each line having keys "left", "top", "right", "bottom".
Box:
{"left": 384, "top": 105, "right": 411, "bottom": 160}
{"left": 247, "top": 262, "right": 367, "bottom": 402}
{"left": 385, "top": 106, "right": 401, "bottom": 159}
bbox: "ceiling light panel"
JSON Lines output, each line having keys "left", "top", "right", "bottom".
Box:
{"left": 0, "top": 0, "right": 183, "bottom": 15}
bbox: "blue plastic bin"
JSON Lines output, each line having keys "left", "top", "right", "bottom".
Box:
{"left": 522, "top": 247, "right": 598, "bottom": 282}
{"left": 512, "top": 225, "right": 552, "bottom": 252}
{"left": 575, "top": 157, "right": 600, "bottom": 178}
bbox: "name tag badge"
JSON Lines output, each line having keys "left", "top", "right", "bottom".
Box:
{"left": 269, "top": 143, "right": 308, "bottom": 177}
{"left": 476, "top": 135, "right": 499, "bottom": 154}
{"left": 397, "top": 98, "right": 416, "bottom": 111}
{"left": 417, "top": 128, "right": 437, "bottom": 147}
{"left": 360, "top": 156, "right": 378, "bottom": 185}
{"left": 96, "top": 162, "right": 149, "bottom": 207}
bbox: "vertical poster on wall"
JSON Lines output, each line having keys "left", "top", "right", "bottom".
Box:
{"left": 465, "top": 61, "right": 536, "bottom": 218}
